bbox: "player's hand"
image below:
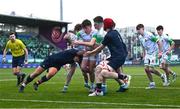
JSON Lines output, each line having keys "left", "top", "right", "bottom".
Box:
{"left": 73, "top": 40, "right": 80, "bottom": 45}
{"left": 84, "top": 51, "right": 92, "bottom": 56}
{"left": 2, "top": 57, "right": 6, "bottom": 63}
{"left": 24, "top": 59, "right": 28, "bottom": 65}
{"left": 64, "top": 33, "right": 70, "bottom": 40}
{"left": 158, "top": 52, "right": 162, "bottom": 59}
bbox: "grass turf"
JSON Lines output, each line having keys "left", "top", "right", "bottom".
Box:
{"left": 0, "top": 66, "right": 180, "bottom": 108}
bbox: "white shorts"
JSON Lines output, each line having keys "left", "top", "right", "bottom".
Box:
{"left": 144, "top": 53, "right": 158, "bottom": 67}
{"left": 97, "top": 60, "right": 115, "bottom": 72}
{"left": 160, "top": 52, "right": 171, "bottom": 64}
{"left": 83, "top": 55, "right": 97, "bottom": 61}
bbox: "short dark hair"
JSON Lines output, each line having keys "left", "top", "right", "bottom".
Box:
{"left": 81, "top": 19, "right": 92, "bottom": 28}
{"left": 156, "top": 25, "right": 164, "bottom": 31}
{"left": 9, "top": 32, "right": 15, "bottom": 36}
{"left": 93, "top": 16, "right": 103, "bottom": 23}
{"left": 74, "top": 24, "right": 82, "bottom": 32}
{"left": 136, "top": 24, "right": 144, "bottom": 30}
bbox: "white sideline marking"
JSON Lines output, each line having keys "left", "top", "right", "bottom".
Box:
{"left": 0, "top": 99, "right": 180, "bottom": 108}
{"left": 131, "top": 86, "right": 180, "bottom": 90}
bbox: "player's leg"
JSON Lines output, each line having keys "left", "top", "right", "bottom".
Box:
{"left": 80, "top": 57, "right": 90, "bottom": 89}
{"left": 88, "top": 56, "right": 96, "bottom": 93}
{"left": 115, "top": 67, "right": 125, "bottom": 85}
{"left": 167, "top": 64, "right": 177, "bottom": 82}
{"left": 163, "top": 54, "right": 177, "bottom": 82}
{"left": 148, "top": 54, "right": 164, "bottom": 78}
{"left": 89, "top": 65, "right": 131, "bottom": 96}
{"left": 143, "top": 54, "right": 156, "bottom": 89}
{"left": 95, "top": 64, "right": 107, "bottom": 93}
{"left": 95, "top": 60, "right": 109, "bottom": 93}
{"left": 144, "top": 65, "right": 156, "bottom": 89}
{"left": 89, "top": 69, "right": 110, "bottom": 96}
{"left": 12, "top": 56, "right": 26, "bottom": 86}
{"left": 33, "top": 67, "right": 59, "bottom": 91}
{"left": 62, "top": 63, "right": 77, "bottom": 93}
{"left": 19, "top": 66, "right": 45, "bottom": 92}
{"left": 115, "top": 67, "right": 132, "bottom": 92}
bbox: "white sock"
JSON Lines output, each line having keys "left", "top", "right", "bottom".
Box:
{"left": 22, "top": 83, "right": 26, "bottom": 87}
{"left": 150, "top": 82, "right": 155, "bottom": 85}
{"left": 64, "top": 85, "right": 68, "bottom": 88}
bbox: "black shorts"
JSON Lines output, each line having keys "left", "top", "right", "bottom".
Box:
{"left": 12, "top": 55, "right": 25, "bottom": 68}
{"left": 40, "top": 57, "right": 61, "bottom": 71}
{"left": 107, "top": 58, "right": 125, "bottom": 71}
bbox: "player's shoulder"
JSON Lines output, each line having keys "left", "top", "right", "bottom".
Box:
{"left": 91, "top": 29, "right": 98, "bottom": 36}
{"left": 107, "top": 29, "right": 119, "bottom": 36}
{"left": 77, "top": 30, "right": 85, "bottom": 36}
{"left": 16, "top": 39, "right": 23, "bottom": 43}
{"left": 145, "top": 31, "right": 154, "bottom": 36}
{"left": 163, "top": 34, "right": 172, "bottom": 39}
{"left": 138, "top": 34, "right": 143, "bottom": 39}
{"left": 6, "top": 40, "right": 11, "bottom": 44}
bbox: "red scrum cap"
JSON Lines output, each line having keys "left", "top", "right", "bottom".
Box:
{"left": 103, "top": 18, "right": 115, "bottom": 30}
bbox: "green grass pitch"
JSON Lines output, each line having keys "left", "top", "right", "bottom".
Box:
{"left": 0, "top": 66, "right": 180, "bottom": 108}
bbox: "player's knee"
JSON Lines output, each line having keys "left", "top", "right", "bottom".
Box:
{"left": 81, "top": 65, "right": 88, "bottom": 72}
{"left": 101, "top": 70, "right": 109, "bottom": 78}
{"left": 149, "top": 67, "right": 154, "bottom": 72}
{"left": 13, "top": 72, "right": 18, "bottom": 75}
{"left": 97, "top": 73, "right": 104, "bottom": 81}
{"left": 48, "top": 72, "right": 56, "bottom": 77}
{"left": 95, "top": 67, "right": 102, "bottom": 75}
{"left": 144, "top": 67, "right": 150, "bottom": 73}
{"left": 46, "top": 74, "right": 53, "bottom": 80}
{"left": 162, "top": 66, "right": 167, "bottom": 71}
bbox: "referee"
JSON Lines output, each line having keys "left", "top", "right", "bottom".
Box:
{"left": 2, "top": 32, "right": 28, "bottom": 86}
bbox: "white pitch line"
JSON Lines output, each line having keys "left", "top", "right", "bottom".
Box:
{"left": 130, "top": 86, "right": 180, "bottom": 90}
{"left": 0, "top": 98, "right": 180, "bottom": 108}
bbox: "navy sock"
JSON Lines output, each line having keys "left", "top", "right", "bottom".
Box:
{"left": 25, "top": 75, "right": 34, "bottom": 84}
{"left": 118, "top": 73, "right": 127, "bottom": 80}
{"left": 96, "top": 83, "right": 102, "bottom": 92}
{"left": 37, "top": 75, "right": 49, "bottom": 85}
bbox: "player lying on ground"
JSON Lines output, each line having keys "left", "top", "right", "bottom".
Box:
{"left": 85, "top": 18, "right": 131, "bottom": 96}
{"left": 2, "top": 32, "right": 28, "bottom": 86}
{"left": 19, "top": 48, "right": 84, "bottom": 92}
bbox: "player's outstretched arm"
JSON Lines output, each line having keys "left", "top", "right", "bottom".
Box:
{"left": 85, "top": 44, "right": 105, "bottom": 56}
{"left": 74, "top": 38, "right": 96, "bottom": 47}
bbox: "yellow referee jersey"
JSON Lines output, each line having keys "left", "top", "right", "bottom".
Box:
{"left": 5, "top": 39, "right": 26, "bottom": 57}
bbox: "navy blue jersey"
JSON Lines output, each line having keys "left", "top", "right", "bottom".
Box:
{"left": 40, "top": 49, "right": 78, "bottom": 70}
{"left": 102, "top": 30, "right": 127, "bottom": 70}
{"left": 102, "top": 30, "right": 127, "bottom": 59}
{"left": 49, "top": 49, "right": 78, "bottom": 65}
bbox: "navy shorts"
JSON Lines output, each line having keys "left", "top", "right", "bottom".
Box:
{"left": 12, "top": 55, "right": 25, "bottom": 68}
{"left": 107, "top": 58, "right": 125, "bottom": 71}
{"left": 40, "top": 57, "right": 61, "bottom": 71}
